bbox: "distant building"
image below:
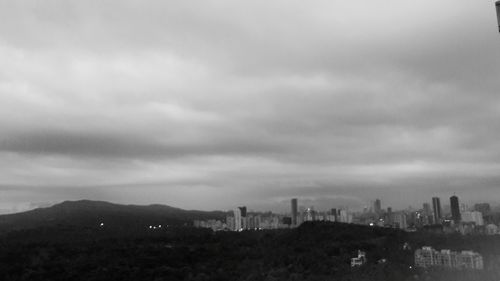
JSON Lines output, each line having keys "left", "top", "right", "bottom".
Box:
{"left": 450, "top": 196, "right": 461, "bottom": 224}
{"left": 291, "top": 198, "right": 298, "bottom": 226}
{"left": 226, "top": 215, "right": 234, "bottom": 230}
{"left": 460, "top": 203, "right": 469, "bottom": 212}
{"left": 259, "top": 215, "right": 280, "bottom": 229}
{"left": 339, "top": 209, "right": 352, "bottom": 223}
{"left": 331, "top": 208, "right": 338, "bottom": 222}
{"left": 247, "top": 214, "right": 260, "bottom": 229}
{"left": 238, "top": 206, "right": 247, "bottom": 217}
{"left": 238, "top": 206, "right": 247, "bottom": 229}
{"left": 254, "top": 215, "right": 261, "bottom": 229}
{"left": 305, "top": 207, "right": 315, "bottom": 221}
{"left": 194, "top": 219, "right": 226, "bottom": 231}
{"left": 351, "top": 250, "right": 367, "bottom": 267}
{"left": 458, "top": 222, "right": 476, "bottom": 235}
{"left": 432, "top": 197, "right": 442, "bottom": 224}
{"left": 282, "top": 216, "right": 292, "bottom": 226}
{"left": 386, "top": 207, "right": 393, "bottom": 225}
{"left": 415, "top": 246, "right": 483, "bottom": 270}
{"left": 298, "top": 207, "right": 305, "bottom": 225}
{"left": 461, "top": 211, "right": 484, "bottom": 226}
{"left": 393, "top": 212, "right": 407, "bottom": 229}
{"left": 423, "top": 203, "right": 431, "bottom": 215}
{"left": 233, "top": 208, "right": 242, "bottom": 231}
{"left": 486, "top": 224, "right": 498, "bottom": 235}
{"left": 474, "top": 203, "right": 491, "bottom": 215}
{"left": 374, "top": 199, "right": 382, "bottom": 215}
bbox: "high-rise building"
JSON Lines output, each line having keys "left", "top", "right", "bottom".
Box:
{"left": 450, "top": 195, "right": 461, "bottom": 224}
{"left": 423, "top": 203, "right": 431, "bottom": 215}
{"left": 331, "top": 208, "right": 338, "bottom": 222}
{"left": 432, "top": 197, "right": 442, "bottom": 224}
{"left": 233, "top": 208, "right": 242, "bottom": 231}
{"left": 374, "top": 199, "right": 382, "bottom": 214}
{"left": 238, "top": 206, "right": 247, "bottom": 218}
{"left": 291, "top": 198, "right": 298, "bottom": 226}
{"left": 238, "top": 206, "right": 247, "bottom": 229}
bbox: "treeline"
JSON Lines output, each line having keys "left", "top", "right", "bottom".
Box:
{"left": 0, "top": 222, "right": 499, "bottom": 280}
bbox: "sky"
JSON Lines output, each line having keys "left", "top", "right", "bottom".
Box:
{"left": 0, "top": 0, "right": 500, "bottom": 213}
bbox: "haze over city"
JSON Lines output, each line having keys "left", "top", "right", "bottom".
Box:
{"left": 1, "top": 1, "right": 500, "bottom": 213}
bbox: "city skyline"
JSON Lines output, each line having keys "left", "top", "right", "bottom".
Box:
{"left": 195, "top": 193, "right": 493, "bottom": 234}
{"left": 1, "top": 1, "right": 500, "bottom": 212}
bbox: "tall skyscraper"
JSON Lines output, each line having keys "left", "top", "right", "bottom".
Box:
{"left": 291, "top": 198, "right": 298, "bottom": 226}
{"left": 374, "top": 199, "right": 381, "bottom": 214}
{"left": 432, "top": 197, "right": 442, "bottom": 224}
{"left": 450, "top": 195, "right": 461, "bottom": 224}
{"left": 238, "top": 206, "right": 247, "bottom": 229}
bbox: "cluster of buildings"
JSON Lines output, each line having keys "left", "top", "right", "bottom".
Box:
{"left": 415, "top": 246, "right": 484, "bottom": 270}
{"left": 225, "top": 206, "right": 290, "bottom": 231}
{"left": 194, "top": 200, "right": 490, "bottom": 272}
{"left": 194, "top": 195, "right": 500, "bottom": 235}
{"left": 289, "top": 198, "right": 353, "bottom": 226}
{"left": 427, "top": 196, "right": 485, "bottom": 226}
{"left": 193, "top": 206, "right": 293, "bottom": 231}
{"left": 356, "top": 195, "right": 499, "bottom": 235}
{"left": 411, "top": 196, "right": 496, "bottom": 235}
{"left": 193, "top": 200, "right": 354, "bottom": 231}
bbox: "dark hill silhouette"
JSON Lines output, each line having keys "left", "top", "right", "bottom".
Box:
{"left": 0, "top": 200, "right": 226, "bottom": 233}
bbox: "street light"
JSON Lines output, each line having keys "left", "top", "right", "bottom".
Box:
{"left": 496, "top": 1, "right": 500, "bottom": 32}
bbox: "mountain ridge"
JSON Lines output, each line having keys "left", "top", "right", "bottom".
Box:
{"left": 0, "top": 199, "right": 226, "bottom": 234}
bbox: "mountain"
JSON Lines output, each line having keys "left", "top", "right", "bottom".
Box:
{"left": 0, "top": 200, "right": 226, "bottom": 234}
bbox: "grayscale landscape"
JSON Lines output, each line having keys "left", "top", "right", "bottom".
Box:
{"left": 0, "top": 1, "right": 500, "bottom": 280}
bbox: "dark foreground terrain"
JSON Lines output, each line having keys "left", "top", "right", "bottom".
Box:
{"left": 1, "top": 221, "right": 500, "bottom": 281}
{"left": 1, "top": 201, "right": 500, "bottom": 281}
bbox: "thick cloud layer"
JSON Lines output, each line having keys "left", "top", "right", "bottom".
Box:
{"left": 0, "top": 0, "right": 499, "bottom": 213}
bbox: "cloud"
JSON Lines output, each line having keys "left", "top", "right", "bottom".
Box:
{"left": 0, "top": 1, "right": 499, "bottom": 211}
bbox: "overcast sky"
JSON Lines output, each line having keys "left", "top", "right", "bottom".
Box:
{"left": 0, "top": 1, "right": 499, "bottom": 213}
